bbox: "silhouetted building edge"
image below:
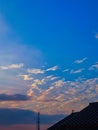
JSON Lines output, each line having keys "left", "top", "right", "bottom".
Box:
{"left": 47, "top": 102, "right": 98, "bottom": 130}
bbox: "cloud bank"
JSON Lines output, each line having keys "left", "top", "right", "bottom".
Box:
{"left": 0, "top": 94, "right": 30, "bottom": 101}
{"left": 0, "top": 108, "right": 65, "bottom": 125}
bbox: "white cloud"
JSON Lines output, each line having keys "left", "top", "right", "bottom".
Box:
{"left": 74, "top": 57, "right": 88, "bottom": 64}
{"left": 27, "top": 68, "right": 45, "bottom": 74}
{"left": 46, "top": 66, "right": 58, "bottom": 71}
{"left": 19, "top": 74, "right": 33, "bottom": 81}
{"left": 0, "top": 63, "right": 24, "bottom": 70}
{"left": 70, "top": 68, "right": 84, "bottom": 74}
{"left": 89, "top": 62, "right": 98, "bottom": 70}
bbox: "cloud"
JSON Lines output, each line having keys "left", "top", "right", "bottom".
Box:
{"left": 27, "top": 68, "right": 45, "bottom": 74}
{"left": 40, "top": 113, "right": 65, "bottom": 124}
{"left": 0, "top": 108, "right": 65, "bottom": 126}
{"left": 46, "top": 75, "right": 58, "bottom": 81}
{"left": 27, "top": 81, "right": 44, "bottom": 97}
{"left": 0, "top": 14, "right": 11, "bottom": 35}
{"left": 89, "top": 62, "right": 98, "bottom": 70}
{"left": 74, "top": 57, "right": 88, "bottom": 64}
{"left": 24, "top": 77, "right": 98, "bottom": 114}
{"left": 27, "top": 76, "right": 58, "bottom": 97}
{"left": 0, "top": 108, "right": 34, "bottom": 125}
{"left": 46, "top": 66, "right": 58, "bottom": 71}
{"left": 70, "top": 68, "right": 84, "bottom": 74}
{"left": 27, "top": 77, "right": 50, "bottom": 97}
{"left": 95, "top": 32, "right": 98, "bottom": 39}
{"left": 33, "top": 79, "right": 46, "bottom": 85}
{"left": 0, "top": 14, "right": 97, "bottom": 116}
{"left": 0, "top": 94, "right": 30, "bottom": 101}
{"left": 0, "top": 63, "right": 24, "bottom": 70}
{"left": 54, "top": 79, "right": 65, "bottom": 87}
{"left": 63, "top": 69, "right": 69, "bottom": 72}
{"left": 0, "top": 13, "right": 45, "bottom": 96}
{"left": 19, "top": 74, "right": 33, "bottom": 81}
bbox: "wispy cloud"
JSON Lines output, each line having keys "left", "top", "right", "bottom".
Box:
{"left": 89, "top": 62, "right": 98, "bottom": 70}
{"left": 27, "top": 68, "right": 45, "bottom": 74}
{"left": 95, "top": 32, "right": 98, "bottom": 39}
{"left": 0, "top": 63, "right": 24, "bottom": 70}
{"left": 74, "top": 57, "right": 88, "bottom": 64}
{"left": 46, "top": 66, "right": 58, "bottom": 71}
{"left": 46, "top": 75, "right": 58, "bottom": 80}
{"left": 63, "top": 69, "right": 69, "bottom": 72}
{"left": 70, "top": 68, "right": 84, "bottom": 74}
{"left": 19, "top": 74, "right": 33, "bottom": 81}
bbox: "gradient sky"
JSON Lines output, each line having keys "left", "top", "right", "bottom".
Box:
{"left": 0, "top": 0, "right": 98, "bottom": 129}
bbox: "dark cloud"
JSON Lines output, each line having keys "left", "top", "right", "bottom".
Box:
{"left": 40, "top": 114, "right": 65, "bottom": 124}
{"left": 0, "top": 108, "right": 34, "bottom": 125}
{"left": 0, "top": 94, "right": 30, "bottom": 101}
{"left": 0, "top": 108, "right": 65, "bottom": 126}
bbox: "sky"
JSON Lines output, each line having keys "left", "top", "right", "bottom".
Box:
{"left": 0, "top": 0, "right": 98, "bottom": 129}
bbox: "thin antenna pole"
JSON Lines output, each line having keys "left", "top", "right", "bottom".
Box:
{"left": 72, "top": 110, "right": 74, "bottom": 114}
{"left": 36, "top": 112, "right": 40, "bottom": 130}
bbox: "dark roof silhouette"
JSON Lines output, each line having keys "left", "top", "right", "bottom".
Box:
{"left": 47, "top": 102, "right": 98, "bottom": 130}
{"left": 47, "top": 112, "right": 78, "bottom": 130}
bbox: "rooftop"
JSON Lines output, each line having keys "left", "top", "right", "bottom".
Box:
{"left": 47, "top": 102, "right": 98, "bottom": 130}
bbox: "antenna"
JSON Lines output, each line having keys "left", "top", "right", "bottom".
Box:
{"left": 72, "top": 110, "right": 74, "bottom": 114}
{"left": 36, "top": 112, "right": 40, "bottom": 130}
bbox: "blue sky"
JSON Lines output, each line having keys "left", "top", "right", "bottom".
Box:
{"left": 0, "top": 0, "right": 98, "bottom": 129}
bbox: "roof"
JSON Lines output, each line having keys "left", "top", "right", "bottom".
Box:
{"left": 47, "top": 112, "right": 78, "bottom": 130}
{"left": 47, "top": 102, "right": 98, "bottom": 130}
